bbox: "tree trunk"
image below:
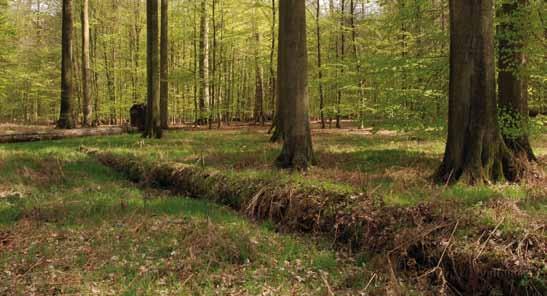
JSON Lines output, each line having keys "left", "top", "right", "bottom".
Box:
{"left": 144, "top": 0, "right": 162, "bottom": 138}
{"left": 316, "top": 0, "right": 325, "bottom": 129}
{"left": 336, "top": 0, "right": 346, "bottom": 129}
{"left": 497, "top": 0, "right": 536, "bottom": 162}
{"left": 160, "top": 0, "right": 169, "bottom": 129}
{"left": 198, "top": 0, "right": 210, "bottom": 125}
{"left": 269, "top": 0, "right": 276, "bottom": 123}
{"left": 58, "top": 0, "right": 76, "bottom": 129}
{"left": 276, "top": 0, "right": 315, "bottom": 170}
{"left": 436, "top": 0, "right": 516, "bottom": 184}
{"left": 253, "top": 13, "right": 265, "bottom": 126}
{"left": 81, "top": 0, "right": 91, "bottom": 127}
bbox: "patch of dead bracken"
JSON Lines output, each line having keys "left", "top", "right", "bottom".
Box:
{"left": 16, "top": 157, "right": 65, "bottom": 186}
{"left": 86, "top": 149, "right": 546, "bottom": 295}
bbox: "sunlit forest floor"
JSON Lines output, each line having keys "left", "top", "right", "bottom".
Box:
{"left": 0, "top": 125, "right": 545, "bottom": 295}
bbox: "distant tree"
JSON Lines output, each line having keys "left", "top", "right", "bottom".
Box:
{"left": 198, "top": 0, "right": 210, "bottom": 125}
{"left": 276, "top": 0, "right": 314, "bottom": 170}
{"left": 160, "top": 0, "right": 169, "bottom": 129}
{"left": 253, "top": 3, "right": 265, "bottom": 126}
{"left": 81, "top": 0, "right": 91, "bottom": 127}
{"left": 436, "top": 0, "right": 518, "bottom": 184}
{"left": 58, "top": 0, "right": 76, "bottom": 129}
{"left": 315, "top": 0, "right": 325, "bottom": 129}
{"left": 497, "top": 0, "right": 536, "bottom": 161}
{"left": 144, "top": 0, "right": 162, "bottom": 138}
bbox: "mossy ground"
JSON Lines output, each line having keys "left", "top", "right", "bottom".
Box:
{"left": 0, "top": 126, "right": 545, "bottom": 295}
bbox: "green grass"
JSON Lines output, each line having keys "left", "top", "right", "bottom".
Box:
{"left": 0, "top": 128, "right": 545, "bottom": 295}
{"left": 0, "top": 133, "right": 381, "bottom": 295}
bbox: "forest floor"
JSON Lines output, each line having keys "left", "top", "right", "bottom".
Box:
{"left": 0, "top": 126, "right": 545, "bottom": 295}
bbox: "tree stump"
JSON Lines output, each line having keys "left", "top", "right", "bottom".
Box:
{"left": 130, "top": 104, "right": 147, "bottom": 131}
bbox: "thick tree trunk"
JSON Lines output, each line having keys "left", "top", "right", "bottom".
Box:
{"left": 198, "top": 0, "right": 210, "bottom": 125}
{"left": 81, "top": 0, "right": 91, "bottom": 127}
{"left": 144, "top": 0, "right": 162, "bottom": 138}
{"left": 276, "top": 0, "right": 315, "bottom": 170}
{"left": 498, "top": 0, "right": 536, "bottom": 162}
{"left": 58, "top": 0, "right": 76, "bottom": 129}
{"left": 160, "top": 0, "right": 169, "bottom": 129}
{"left": 436, "top": 0, "right": 516, "bottom": 184}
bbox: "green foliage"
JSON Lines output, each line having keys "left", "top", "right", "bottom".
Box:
{"left": 498, "top": 106, "right": 528, "bottom": 139}
{"left": 0, "top": 0, "right": 543, "bottom": 133}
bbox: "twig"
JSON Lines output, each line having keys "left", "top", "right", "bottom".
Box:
{"left": 363, "top": 273, "right": 377, "bottom": 292}
{"left": 321, "top": 272, "right": 335, "bottom": 296}
{"left": 475, "top": 217, "right": 504, "bottom": 261}
{"left": 436, "top": 220, "right": 459, "bottom": 269}
{"left": 180, "top": 274, "right": 193, "bottom": 288}
{"left": 21, "top": 257, "right": 45, "bottom": 276}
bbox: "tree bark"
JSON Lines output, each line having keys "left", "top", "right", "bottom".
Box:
{"left": 144, "top": 0, "right": 162, "bottom": 138}
{"left": 81, "top": 0, "right": 91, "bottom": 127}
{"left": 160, "top": 0, "right": 169, "bottom": 129}
{"left": 497, "top": 0, "right": 536, "bottom": 162}
{"left": 316, "top": 0, "right": 325, "bottom": 129}
{"left": 58, "top": 0, "right": 76, "bottom": 129}
{"left": 269, "top": 0, "right": 276, "bottom": 123}
{"left": 436, "top": 0, "right": 516, "bottom": 184}
{"left": 198, "top": 0, "right": 210, "bottom": 125}
{"left": 276, "top": 0, "right": 315, "bottom": 170}
{"left": 253, "top": 17, "right": 265, "bottom": 126}
{"left": 336, "top": 0, "right": 346, "bottom": 129}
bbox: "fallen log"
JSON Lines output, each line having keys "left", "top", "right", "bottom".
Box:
{"left": 0, "top": 126, "right": 137, "bottom": 144}
{"left": 85, "top": 149, "right": 546, "bottom": 295}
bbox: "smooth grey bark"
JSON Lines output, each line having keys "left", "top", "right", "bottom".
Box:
{"left": 144, "top": 0, "right": 162, "bottom": 138}
{"left": 160, "top": 0, "right": 169, "bottom": 129}
{"left": 58, "top": 0, "right": 76, "bottom": 129}
{"left": 81, "top": 0, "right": 91, "bottom": 127}
{"left": 498, "top": 0, "right": 536, "bottom": 162}
{"left": 316, "top": 0, "right": 325, "bottom": 129}
{"left": 436, "top": 0, "right": 517, "bottom": 184}
{"left": 276, "top": 0, "right": 315, "bottom": 170}
{"left": 198, "top": 0, "right": 210, "bottom": 125}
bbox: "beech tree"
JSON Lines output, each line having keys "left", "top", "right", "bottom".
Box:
{"left": 81, "top": 0, "right": 91, "bottom": 127}
{"left": 198, "top": 0, "right": 210, "bottom": 125}
{"left": 144, "top": 0, "right": 162, "bottom": 138}
{"left": 160, "top": 0, "right": 169, "bottom": 129}
{"left": 275, "top": 0, "right": 314, "bottom": 170}
{"left": 436, "top": 0, "right": 519, "bottom": 184}
{"left": 497, "top": 0, "right": 536, "bottom": 162}
{"left": 58, "top": 0, "right": 75, "bottom": 129}
{"left": 315, "top": 0, "right": 325, "bottom": 129}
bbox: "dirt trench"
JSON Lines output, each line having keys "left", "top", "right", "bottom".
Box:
{"left": 85, "top": 149, "right": 546, "bottom": 295}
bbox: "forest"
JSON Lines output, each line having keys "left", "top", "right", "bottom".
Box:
{"left": 0, "top": 0, "right": 546, "bottom": 295}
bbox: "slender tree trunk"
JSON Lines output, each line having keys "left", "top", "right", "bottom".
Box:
{"left": 144, "top": 0, "right": 162, "bottom": 138}
{"left": 316, "top": 0, "right": 325, "bottom": 129}
{"left": 276, "top": 0, "right": 315, "bottom": 170}
{"left": 253, "top": 10, "right": 265, "bottom": 126}
{"left": 498, "top": 0, "right": 536, "bottom": 162}
{"left": 58, "top": 0, "right": 76, "bottom": 129}
{"left": 209, "top": 0, "right": 218, "bottom": 129}
{"left": 160, "top": 0, "right": 169, "bottom": 129}
{"left": 198, "top": 0, "right": 210, "bottom": 125}
{"left": 436, "top": 0, "right": 517, "bottom": 184}
{"left": 81, "top": 0, "right": 91, "bottom": 127}
{"left": 269, "top": 0, "right": 276, "bottom": 123}
{"left": 336, "top": 0, "right": 345, "bottom": 129}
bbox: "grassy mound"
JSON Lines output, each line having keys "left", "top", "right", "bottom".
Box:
{"left": 88, "top": 148, "right": 546, "bottom": 295}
